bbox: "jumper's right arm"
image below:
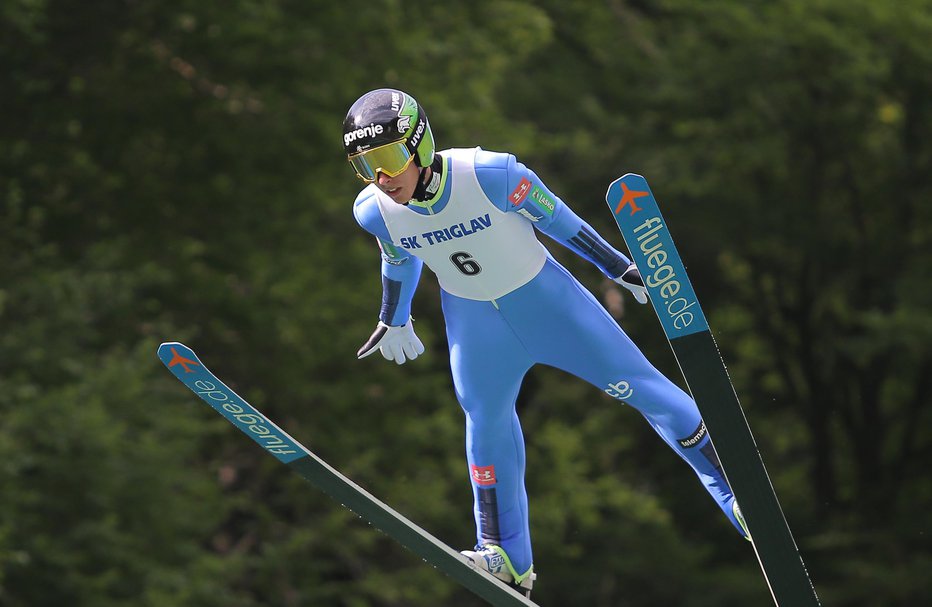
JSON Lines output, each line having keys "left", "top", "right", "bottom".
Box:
{"left": 353, "top": 191, "right": 425, "bottom": 364}
{"left": 353, "top": 190, "right": 423, "bottom": 326}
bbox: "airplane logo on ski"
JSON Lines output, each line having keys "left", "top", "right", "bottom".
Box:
{"left": 167, "top": 347, "right": 200, "bottom": 373}
{"left": 614, "top": 182, "right": 648, "bottom": 216}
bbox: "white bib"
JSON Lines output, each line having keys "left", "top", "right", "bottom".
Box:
{"left": 374, "top": 148, "right": 547, "bottom": 301}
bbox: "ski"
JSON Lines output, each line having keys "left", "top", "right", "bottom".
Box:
{"left": 157, "top": 342, "right": 537, "bottom": 607}
{"left": 605, "top": 175, "right": 820, "bottom": 607}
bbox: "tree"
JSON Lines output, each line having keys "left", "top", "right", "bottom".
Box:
{"left": 2, "top": 0, "right": 929, "bottom": 604}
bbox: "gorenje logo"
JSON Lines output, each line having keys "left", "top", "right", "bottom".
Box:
{"left": 344, "top": 123, "right": 384, "bottom": 146}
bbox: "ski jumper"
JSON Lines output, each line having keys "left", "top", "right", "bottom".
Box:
{"left": 353, "top": 148, "right": 744, "bottom": 578}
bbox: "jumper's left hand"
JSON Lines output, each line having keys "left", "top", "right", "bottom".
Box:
{"left": 614, "top": 263, "right": 649, "bottom": 304}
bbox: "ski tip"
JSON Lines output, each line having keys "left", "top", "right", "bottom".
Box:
{"left": 605, "top": 173, "right": 648, "bottom": 201}
{"left": 157, "top": 341, "right": 186, "bottom": 356}
{"left": 606, "top": 172, "right": 645, "bottom": 185}
{"left": 157, "top": 341, "right": 204, "bottom": 375}
{"left": 619, "top": 173, "right": 647, "bottom": 188}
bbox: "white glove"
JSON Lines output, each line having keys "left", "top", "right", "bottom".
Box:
{"left": 356, "top": 318, "right": 425, "bottom": 365}
{"left": 614, "top": 263, "right": 649, "bottom": 304}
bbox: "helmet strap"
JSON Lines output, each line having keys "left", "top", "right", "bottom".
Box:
{"left": 412, "top": 155, "right": 443, "bottom": 202}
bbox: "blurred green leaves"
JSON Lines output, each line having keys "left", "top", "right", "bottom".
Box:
{"left": 1, "top": 1, "right": 930, "bottom": 605}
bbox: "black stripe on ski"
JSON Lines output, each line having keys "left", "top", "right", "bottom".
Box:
{"left": 605, "top": 175, "right": 820, "bottom": 607}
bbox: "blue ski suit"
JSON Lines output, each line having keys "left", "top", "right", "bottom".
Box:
{"left": 353, "top": 148, "right": 744, "bottom": 578}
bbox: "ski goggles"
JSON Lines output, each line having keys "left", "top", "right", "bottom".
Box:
{"left": 347, "top": 140, "right": 415, "bottom": 183}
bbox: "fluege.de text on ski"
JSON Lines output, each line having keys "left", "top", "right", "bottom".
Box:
{"left": 194, "top": 379, "right": 301, "bottom": 459}
{"left": 633, "top": 216, "right": 699, "bottom": 333}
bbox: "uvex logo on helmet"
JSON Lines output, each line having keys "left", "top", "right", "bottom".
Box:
{"left": 343, "top": 123, "right": 384, "bottom": 147}
{"left": 408, "top": 117, "right": 426, "bottom": 150}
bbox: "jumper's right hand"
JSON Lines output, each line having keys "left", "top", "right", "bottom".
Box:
{"left": 357, "top": 318, "right": 425, "bottom": 365}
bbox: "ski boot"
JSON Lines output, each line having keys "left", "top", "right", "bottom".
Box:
{"left": 461, "top": 544, "right": 536, "bottom": 597}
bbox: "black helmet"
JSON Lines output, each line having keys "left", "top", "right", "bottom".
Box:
{"left": 343, "top": 89, "right": 435, "bottom": 181}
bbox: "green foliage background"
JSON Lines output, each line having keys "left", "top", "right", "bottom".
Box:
{"left": 2, "top": 1, "right": 930, "bottom": 605}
